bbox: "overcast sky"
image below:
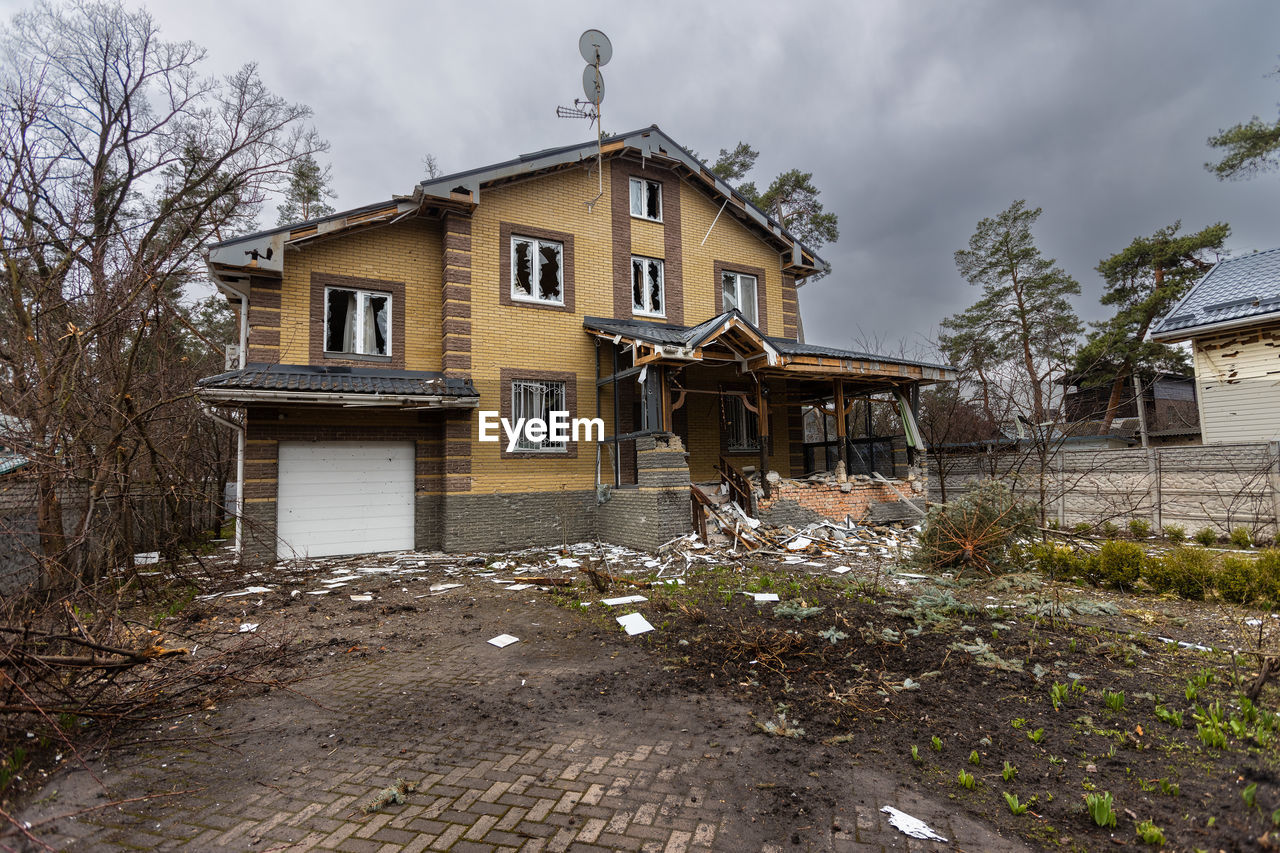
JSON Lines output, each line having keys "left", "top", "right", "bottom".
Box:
{"left": 5, "top": 0, "right": 1276, "bottom": 357}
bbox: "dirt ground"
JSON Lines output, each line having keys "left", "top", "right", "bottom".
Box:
{"left": 4, "top": 538, "right": 1279, "bottom": 852}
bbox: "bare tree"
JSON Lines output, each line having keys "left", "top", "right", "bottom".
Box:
{"left": 0, "top": 0, "right": 323, "bottom": 586}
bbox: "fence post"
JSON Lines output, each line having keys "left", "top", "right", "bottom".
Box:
{"left": 1056, "top": 448, "right": 1065, "bottom": 528}
{"left": 1151, "top": 447, "right": 1162, "bottom": 532}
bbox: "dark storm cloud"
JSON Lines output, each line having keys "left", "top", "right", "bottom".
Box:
{"left": 7, "top": 0, "right": 1274, "bottom": 357}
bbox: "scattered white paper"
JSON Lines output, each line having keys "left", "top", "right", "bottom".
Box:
{"left": 616, "top": 612, "right": 655, "bottom": 635}
{"left": 306, "top": 590, "right": 329, "bottom": 596}
{"left": 488, "top": 634, "right": 519, "bottom": 648}
{"left": 601, "top": 594, "right": 648, "bottom": 606}
{"left": 803, "top": 561, "right": 824, "bottom": 567}
{"left": 238, "top": 623, "right": 258, "bottom": 633}
{"left": 832, "top": 565, "right": 853, "bottom": 574}
{"left": 880, "top": 806, "right": 948, "bottom": 842}
{"left": 225, "top": 586, "right": 274, "bottom": 597}
{"left": 785, "top": 537, "right": 812, "bottom": 551}
{"left": 429, "top": 583, "right": 463, "bottom": 592}
{"left": 349, "top": 594, "right": 373, "bottom": 602}
{"left": 506, "top": 583, "right": 534, "bottom": 592}
{"left": 748, "top": 592, "right": 779, "bottom": 602}
{"left": 556, "top": 558, "right": 581, "bottom": 568}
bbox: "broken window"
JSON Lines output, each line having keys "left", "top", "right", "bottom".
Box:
{"left": 722, "top": 271, "right": 758, "bottom": 325}
{"left": 629, "top": 177, "right": 662, "bottom": 222}
{"left": 631, "top": 256, "right": 664, "bottom": 317}
{"left": 723, "top": 394, "right": 760, "bottom": 452}
{"left": 324, "top": 287, "right": 390, "bottom": 356}
{"left": 511, "top": 236, "right": 563, "bottom": 305}
{"left": 511, "top": 379, "right": 567, "bottom": 452}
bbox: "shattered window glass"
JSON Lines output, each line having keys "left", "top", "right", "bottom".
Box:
{"left": 511, "top": 236, "right": 563, "bottom": 305}
{"left": 324, "top": 287, "right": 390, "bottom": 356}
{"left": 631, "top": 256, "right": 664, "bottom": 317}
{"left": 629, "top": 177, "right": 662, "bottom": 222}
{"left": 511, "top": 379, "right": 567, "bottom": 452}
{"left": 722, "top": 271, "right": 758, "bottom": 325}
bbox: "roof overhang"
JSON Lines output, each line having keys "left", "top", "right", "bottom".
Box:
{"left": 197, "top": 387, "right": 480, "bottom": 409}
{"left": 1150, "top": 309, "right": 1280, "bottom": 343}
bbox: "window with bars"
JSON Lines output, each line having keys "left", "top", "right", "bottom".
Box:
{"left": 511, "top": 236, "right": 564, "bottom": 305}
{"left": 324, "top": 287, "right": 390, "bottom": 356}
{"left": 511, "top": 379, "right": 567, "bottom": 452}
{"left": 629, "top": 177, "right": 662, "bottom": 222}
{"left": 722, "top": 271, "right": 758, "bottom": 326}
{"left": 723, "top": 394, "right": 760, "bottom": 452}
{"left": 631, "top": 256, "right": 664, "bottom": 317}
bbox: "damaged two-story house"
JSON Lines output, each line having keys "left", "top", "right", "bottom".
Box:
{"left": 197, "top": 126, "right": 952, "bottom": 562}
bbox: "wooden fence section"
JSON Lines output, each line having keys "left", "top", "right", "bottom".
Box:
{"left": 928, "top": 442, "right": 1280, "bottom": 540}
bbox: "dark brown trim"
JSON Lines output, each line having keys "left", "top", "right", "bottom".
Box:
{"left": 610, "top": 159, "right": 683, "bottom": 323}
{"left": 781, "top": 274, "right": 798, "bottom": 340}
{"left": 714, "top": 260, "right": 768, "bottom": 335}
{"left": 498, "top": 367, "right": 580, "bottom": 460}
{"left": 309, "top": 272, "right": 406, "bottom": 368}
{"left": 498, "top": 222, "right": 576, "bottom": 314}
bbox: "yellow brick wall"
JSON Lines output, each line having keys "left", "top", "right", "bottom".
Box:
{"left": 277, "top": 219, "right": 443, "bottom": 370}
{"left": 679, "top": 187, "right": 786, "bottom": 336}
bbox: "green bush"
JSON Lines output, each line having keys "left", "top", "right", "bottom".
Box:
{"left": 1216, "top": 555, "right": 1260, "bottom": 604}
{"left": 914, "top": 481, "right": 1037, "bottom": 575}
{"left": 1128, "top": 519, "right": 1151, "bottom": 539}
{"left": 1230, "top": 527, "right": 1253, "bottom": 548}
{"left": 1101, "top": 521, "right": 1121, "bottom": 538}
{"left": 1162, "top": 524, "right": 1186, "bottom": 544}
{"left": 1073, "top": 522, "right": 1093, "bottom": 535}
{"left": 1028, "top": 542, "right": 1085, "bottom": 578}
{"left": 1145, "top": 546, "right": 1214, "bottom": 600}
{"left": 1253, "top": 549, "right": 1280, "bottom": 605}
{"left": 1093, "top": 539, "right": 1144, "bottom": 590}
{"left": 1195, "top": 527, "right": 1218, "bottom": 547}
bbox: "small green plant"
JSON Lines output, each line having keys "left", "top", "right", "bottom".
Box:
{"left": 1091, "top": 539, "right": 1144, "bottom": 589}
{"left": 819, "top": 627, "right": 849, "bottom": 645}
{"left": 1074, "top": 521, "right": 1093, "bottom": 535}
{"left": 0, "top": 746, "right": 27, "bottom": 793}
{"left": 1004, "top": 792, "right": 1029, "bottom": 815}
{"left": 1217, "top": 555, "right": 1261, "bottom": 605}
{"left": 1185, "top": 682, "right": 1199, "bottom": 703}
{"left": 773, "top": 599, "right": 824, "bottom": 621}
{"left": 1086, "top": 791, "right": 1117, "bottom": 828}
{"left": 1159, "top": 779, "right": 1180, "bottom": 797}
{"left": 911, "top": 744, "right": 921, "bottom": 763}
{"left": 931, "top": 735, "right": 943, "bottom": 752}
{"left": 957, "top": 769, "right": 976, "bottom": 790}
{"left": 1128, "top": 518, "right": 1151, "bottom": 539}
{"left": 1011, "top": 717, "right": 1026, "bottom": 730}
{"left": 1243, "top": 782, "right": 1259, "bottom": 810}
{"left": 1146, "top": 546, "right": 1215, "bottom": 599}
{"left": 1196, "top": 722, "right": 1227, "bottom": 750}
{"left": 1135, "top": 819, "right": 1165, "bottom": 845}
{"left": 1027, "top": 727, "right": 1045, "bottom": 744}
{"left": 1104, "top": 690, "right": 1126, "bottom": 712}
{"left": 1047, "top": 754, "right": 1065, "bottom": 765}
{"left": 1230, "top": 526, "right": 1253, "bottom": 548}
{"left": 1195, "top": 527, "right": 1218, "bottom": 547}
{"left": 1101, "top": 520, "right": 1121, "bottom": 538}
{"left": 1069, "top": 638, "right": 1078, "bottom": 652}
{"left": 1154, "top": 705, "right": 1183, "bottom": 727}
{"left": 1050, "top": 681, "right": 1069, "bottom": 711}
{"left": 1162, "top": 523, "right": 1186, "bottom": 543}
{"left": 1003, "top": 761, "right": 1017, "bottom": 782}
{"left": 1272, "top": 807, "right": 1280, "bottom": 827}
{"left": 969, "top": 749, "right": 981, "bottom": 766}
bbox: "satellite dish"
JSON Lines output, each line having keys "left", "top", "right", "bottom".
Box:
{"left": 582, "top": 65, "right": 605, "bottom": 104}
{"left": 579, "top": 29, "right": 612, "bottom": 66}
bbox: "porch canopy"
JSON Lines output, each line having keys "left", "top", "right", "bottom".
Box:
{"left": 584, "top": 312, "right": 954, "bottom": 490}
{"left": 197, "top": 363, "right": 480, "bottom": 408}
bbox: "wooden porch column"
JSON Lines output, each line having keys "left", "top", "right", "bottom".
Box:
{"left": 660, "top": 366, "right": 672, "bottom": 433}
{"left": 833, "top": 379, "right": 848, "bottom": 472}
{"left": 757, "top": 377, "right": 770, "bottom": 498}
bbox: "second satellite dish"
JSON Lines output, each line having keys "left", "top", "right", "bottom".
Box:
{"left": 582, "top": 66, "right": 605, "bottom": 104}
{"left": 579, "top": 29, "right": 612, "bottom": 66}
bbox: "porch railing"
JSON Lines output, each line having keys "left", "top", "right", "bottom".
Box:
{"left": 716, "top": 456, "right": 754, "bottom": 514}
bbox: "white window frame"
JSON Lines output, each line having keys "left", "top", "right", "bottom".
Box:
{"left": 722, "top": 271, "right": 758, "bottom": 326}
{"left": 511, "top": 379, "right": 568, "bottom": 453}
{"left": 631, "top": 256, "right": 665, "bottom": 318}
{"left": 510, "top": 235, "right": 564, "bottom": 306}
{"left": 724, "top": 394, "right": 760, "bottom": 452}
{"left": 629, "top": 177, "right": 662, "bottom": 222}
{"left": 323, "top": 286, "right": 392, "bottom": 357}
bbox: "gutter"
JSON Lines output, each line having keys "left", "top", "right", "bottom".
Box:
{"left": 1150, "top": 308, "right": 1280, "bottom": 343}
{"left": 199, "top": 404, "right": 245, "bottom": 557}
{"left": 197, "top": 389, "right": 481, "bottom": 408}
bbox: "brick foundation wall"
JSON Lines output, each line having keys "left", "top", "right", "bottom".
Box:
{"left": 441, "top": 489, "right": 597, "bottom": 553}
{"left": 597, "top": 433, "right": 694, "bottom": 551}
{"left": 757, "top": 478, "right": 926, "bottom": 527}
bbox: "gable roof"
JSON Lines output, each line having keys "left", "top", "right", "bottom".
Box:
{"left": 205, "top": 125, "right": 826, "bottom": 289}
{"left": 1151, "top": 247, "right": 1280, "bottom": 341}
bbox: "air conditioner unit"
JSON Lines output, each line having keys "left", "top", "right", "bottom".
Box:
{"left": 224, "top": 344, "right": 240, "bottom": 371}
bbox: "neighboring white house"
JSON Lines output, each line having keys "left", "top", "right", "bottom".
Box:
{"left": 1151, "top": 248, "right": 1280, "bottom": 443}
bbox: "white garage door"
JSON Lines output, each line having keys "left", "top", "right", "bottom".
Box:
{"left": 277, "top": 441, "right": 415, "bottom": 559}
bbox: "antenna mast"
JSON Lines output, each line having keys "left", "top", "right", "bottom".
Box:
{"left": 558, "top": 29, "right": 612, "bottom": 212}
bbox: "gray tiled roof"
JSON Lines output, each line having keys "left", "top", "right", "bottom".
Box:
{"left": 197, "top": 364, "right": 478, "bottom": 397}
{"left": 582, "top": 315, "right": 953, "bottom": 372}
{"left": 1153, "top": 247, "right": 1280, "bottom": 337}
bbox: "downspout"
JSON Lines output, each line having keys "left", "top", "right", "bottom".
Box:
{"left": 200, "top": 403, "right": 245, "bottom": 557}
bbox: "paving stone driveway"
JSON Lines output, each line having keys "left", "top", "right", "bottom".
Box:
{"left": 15, "top": 585, "right": 1030, "bottom": 852}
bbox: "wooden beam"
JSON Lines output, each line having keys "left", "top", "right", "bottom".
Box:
{"left": 757, "top": 376, "right": 770, "bottom": 499}
{"left": 834, "top": 379, "right": 848, "bottom": 472}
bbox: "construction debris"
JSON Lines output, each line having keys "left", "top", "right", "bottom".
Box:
{"left": 487, "top": 634, "right": 519, "bottom": 648}
{"left": 880, "top": 806, "right": 948, "bottom": 842}
{"left": 616, "top": 612, "right": 655, "bottom": 635}
{"left": 361, "top": 778, "right": 418, "bottom": 815}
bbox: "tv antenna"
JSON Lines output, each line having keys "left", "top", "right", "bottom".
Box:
{"left": 557, "top": 29, "right": 611, "bottom": 211}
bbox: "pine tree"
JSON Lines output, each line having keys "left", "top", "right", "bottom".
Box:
{"left": 276, "top": 154, "right": 336, "bottom": 225}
